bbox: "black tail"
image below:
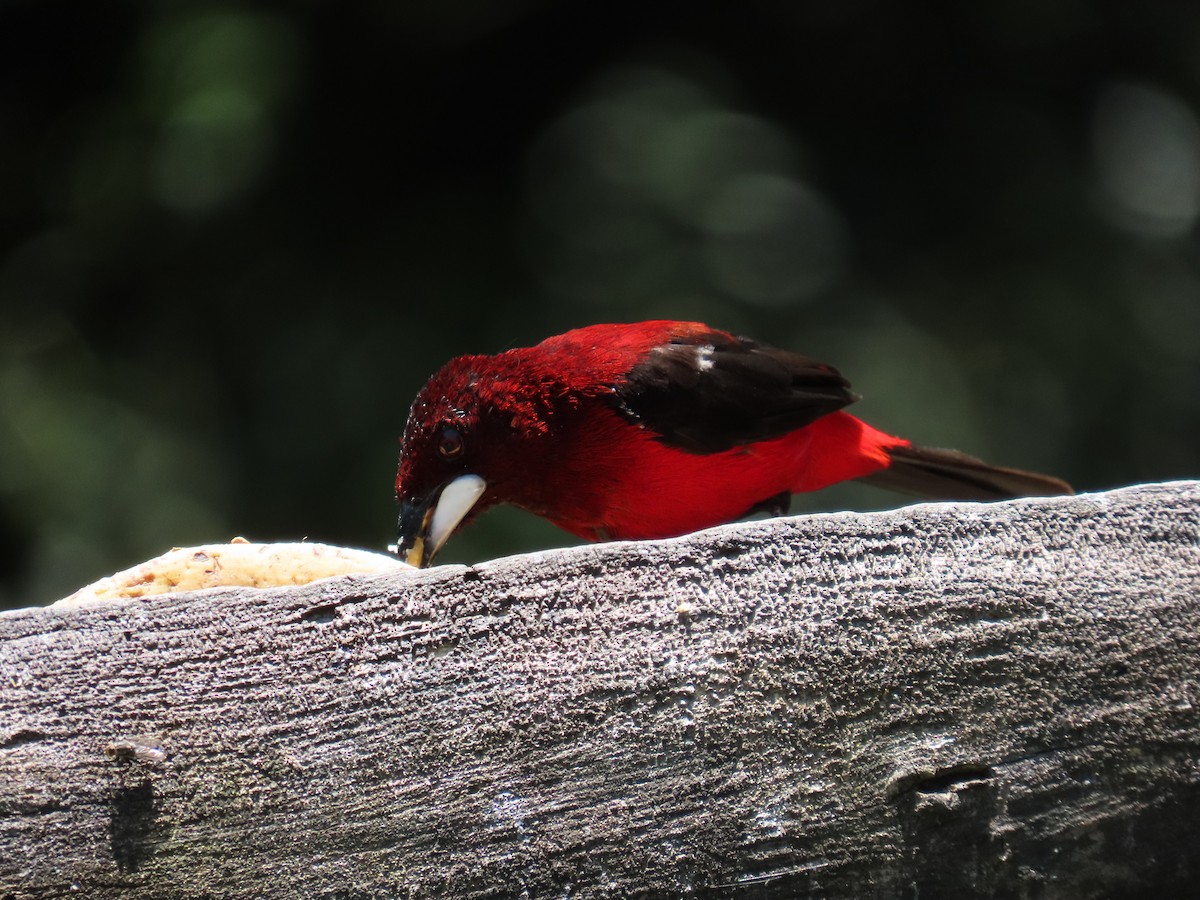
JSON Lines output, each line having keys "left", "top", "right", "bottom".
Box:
{"left": 859, "top": 444, "right": 1073, "bottom": 502}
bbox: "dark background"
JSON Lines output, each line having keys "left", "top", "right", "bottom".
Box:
{"left": 3, "top": 2, "right": 1198, "bottom": 608}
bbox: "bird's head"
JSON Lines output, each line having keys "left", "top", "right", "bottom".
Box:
{"left": 392, "top": 352, "right": 568, "bottom": 567}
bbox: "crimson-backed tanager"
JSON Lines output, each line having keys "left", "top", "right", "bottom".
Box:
{"left": 393, "top": 321, "right": 1071, "bottom": 567}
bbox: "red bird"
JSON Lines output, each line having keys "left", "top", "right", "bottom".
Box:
{"left": 393, "top": 321, "right": 1071, "bottom": 567}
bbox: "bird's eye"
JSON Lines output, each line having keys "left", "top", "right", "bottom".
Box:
{"left": 437, "top": 425, "right": 464, "bottom": 460}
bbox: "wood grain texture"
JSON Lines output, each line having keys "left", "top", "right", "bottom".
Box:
{"left": 1, "top": 482, "right": 1198, "bottom": 898}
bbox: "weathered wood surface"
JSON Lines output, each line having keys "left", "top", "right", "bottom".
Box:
{"left": 1, "top": 482, "right": 1198, "bottom": 898}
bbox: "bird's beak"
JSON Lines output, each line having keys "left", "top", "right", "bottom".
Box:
{"left": 391, "top": 474, "right": 487, "bottom": 567}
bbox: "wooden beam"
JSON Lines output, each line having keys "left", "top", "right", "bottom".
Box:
{"left": 2, "top": 482, "right": 1198, "bottom": 897}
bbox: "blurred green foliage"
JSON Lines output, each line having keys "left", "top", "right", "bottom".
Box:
{"left": 2, "top": 2, "right": 1198, "bottom": 607}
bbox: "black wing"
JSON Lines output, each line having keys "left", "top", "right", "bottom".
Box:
{"left": 611, "top": 329, "right": 858, "bottom": 454}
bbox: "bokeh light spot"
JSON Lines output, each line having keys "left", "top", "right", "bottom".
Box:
{"left": 142, "top": 10, "right": 299, "bottom": 214}
{"left": 701, "top": 173, "right": 846, "bottom": 306}
{"left": 1092, "top": 82, "right": 1200, "bottom": 237}
{"left": 151, "top": 88, "right": 268, "bottom": 213}
{"left": 521, "top": 60, "right": 836, "bottom": 313}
